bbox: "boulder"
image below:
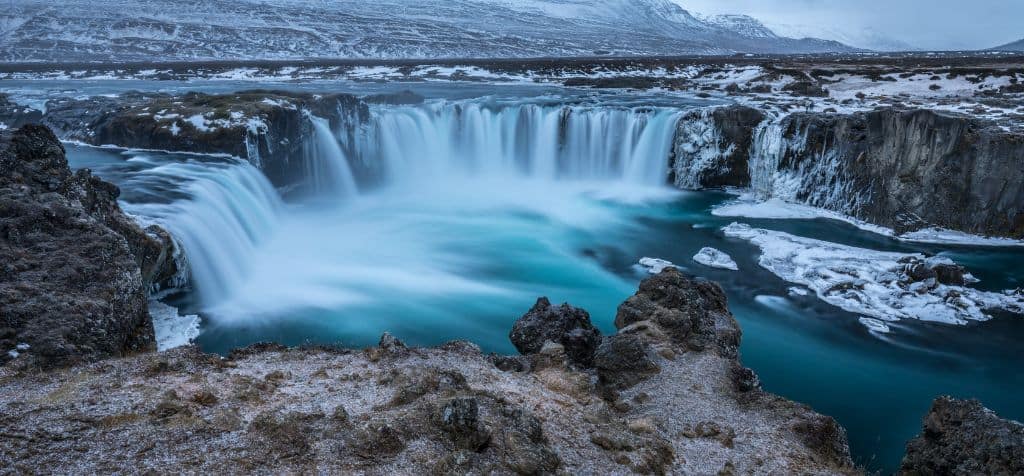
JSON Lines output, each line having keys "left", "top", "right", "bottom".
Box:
{"left": 593, "top": 334, "right": 660, "bottom": 390}
{"left": 509, "top": 297, "right": 602, "bottom": 368}
{"left": 899, "top": 396, "right": 1024, "bottom": 475}
{"left": 615, "top": 267, "right": 740, "bottom": 358}
{"left": 437, "top": 397, "right": 491, "bottom": 451}
{"left": 0, "top": 125, "right": 175, "bottom": 367}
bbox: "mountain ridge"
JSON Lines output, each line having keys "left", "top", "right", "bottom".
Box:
{"left": 0, "top": 0, "right": 855, "bottom": 62}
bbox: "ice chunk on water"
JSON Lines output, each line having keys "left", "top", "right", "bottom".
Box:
{"left": 693, "top": 247, "right": 739, "bottom": 270}
{"left": 638, "top": 257, "right": 675, "bottom": 274}
{"left": 150, "top": 301, "right": 202, "bottom": 351}
{"left": 859, "top": 317, "right": 891, "bottom": 333}
{"left": 722, "top": 222, "right": 1024, "bottom": 326}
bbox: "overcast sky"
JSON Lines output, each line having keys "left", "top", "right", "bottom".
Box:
{"left": 676, "top": 0, "right": 1023, "bottom": 50}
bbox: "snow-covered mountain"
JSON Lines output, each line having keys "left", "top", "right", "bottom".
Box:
{"left": 766, "top": 23, "right": 917, "bottom": 52}
{"left": 992, "top": 38, "right": 1024, "bottom": 51}
{"left": 699, "top": 14, "right": 778, "bottom": 40}
{"left": 0, "top": 0, "right": 854, "bottom": 62}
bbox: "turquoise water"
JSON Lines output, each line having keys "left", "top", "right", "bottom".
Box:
{"left": 65, "top": 103, "right": 1024, "bottom": 474}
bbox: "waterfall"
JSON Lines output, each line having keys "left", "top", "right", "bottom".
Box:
{"left": 352, "top": 101, "right": 683, "bottom": 186}
{"left": 127, "top": 160, "right": 284, "bottom": 305}
{"left": 140, "top": 99, "right": 687, "bottom": 311}
{"left": 304, "top": 114, "right": 359, "bottom": 198}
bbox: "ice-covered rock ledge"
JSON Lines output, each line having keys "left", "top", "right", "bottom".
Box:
{"left": 0, "top": 268, "right": 857, "bottom": 474}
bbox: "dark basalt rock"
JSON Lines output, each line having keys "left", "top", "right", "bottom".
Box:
{"left": 899, "top": 396, "right": 1024, "bottom": 475}
{"left": 782, "top": 81, "right": 829, "bottom": 97}
{"left": 34, "top": 91, "right": 370, "bottom": 193}
{"left": 437, "top": 397, "right": 491, "bottom": 451}
{"left": 509, "top": 297, "right": 602, "bottom": 368}
{"left": 593, "top": 333, "right": 660, "bottom": 390}
{"left": 0, "top": 125, "right": 175, "bottom": 367}
{"left": 615, "top": 267, "right": 741, "bottom": 358}
{"left": 499, "top": 408, "right": 561, "bottom": 475}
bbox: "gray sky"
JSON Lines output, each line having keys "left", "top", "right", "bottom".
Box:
{"left": 676, "top": 0, "right": 1023, "bottom": 50}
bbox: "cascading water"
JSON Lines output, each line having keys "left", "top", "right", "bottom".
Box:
{"left": 355, "top": 101, "right": 683, "bottom": 186}
{"left": 136, "top": 99, "right": 689, "bottom": 333}
{"left": 303, "top": 114, "right": 360, "bottom": 198}
{"left": 125, "top": 159, "right": 284, "bottom": 305}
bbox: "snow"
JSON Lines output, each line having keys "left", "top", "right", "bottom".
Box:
{"left": 0, "top": 0, "right": 852, "bottom": 62}
{"left": 638, "top": 257, "right": 676, "bottom": 274}
{"left": 858, "top": 317, "right": 891, "bottom": 334}
{"left": 693, "top": 247, "right": 738, "bottom": 271}
{"left": 185, "top": 114, "right": 211, "bottom": 132}
{"left": 722, "top": 222, "right": 1024, "bottom": 326}
{"left": 149, "top": 300, "right": 201, "bottom": 351}
{"left": 712, "top": 197, "right": 894, "bottom": 236}
{"left": 168, "top": 122, "right": 181, "bottom": 136}
{"left": 900, "top": 228, "right": 1024, "bottom": 248}
{"left": 788, "top": 287, "right": 810, "bottom": 297}
{"left": 712, "top": 197, "right": 1024, "bottom": 248}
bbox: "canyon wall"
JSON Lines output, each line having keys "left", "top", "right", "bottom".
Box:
{"left": 674, "top": 106, "right": 1024, "bottom": 238}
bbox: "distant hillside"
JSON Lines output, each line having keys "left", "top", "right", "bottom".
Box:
{"left": 0, "top": 0, "right": 855, "bottom": 62}
{"left": 992, "top": 38, "right": 1024, "bottom": 51}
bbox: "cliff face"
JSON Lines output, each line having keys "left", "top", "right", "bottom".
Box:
{"left": 670, "top": 105, "right": 766, "bottom": 189}
{"left": 8, "top": 91, "right": 371, "bottom": 192}
{"left": 675, "top": 106, "right": 1024, "bottom": 238}
{"left": 0, "top": 125, "right": 175, "bottom": 368}
{"left": 771, "top": 109, "right": 1024, "bottom": 237}
{"left": 0, "top": 268, "right": 857, "bottom": 475}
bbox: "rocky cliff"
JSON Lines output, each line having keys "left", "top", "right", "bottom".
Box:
{"left": 765, "top": 109, "right": 1024, "bottom": 237}
{"left": 0, "top": 268, "right": 858, "bottom": 475}
{"left": 675, "top": 106, "right": 1024, "bottom": 238}
{"left": 0, "top": 125, "right": 176, "bottom": 367}
{"left": 2, "top": 91, "right": 371, "bottom": 193}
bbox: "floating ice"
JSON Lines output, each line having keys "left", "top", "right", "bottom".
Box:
{"left": 639, "top": 257, "right": 676, "bottom": 274}
{"left": 150, "top": 301, "right": 202, "bottom": 351}
{"left": 788, "top": 287, "right": 810, "bottom": 297}
{"left": 859, "top": 317, "right": 891, "bottom": 334}
{"left": 692, "top": 247, "right": 738, "bottom": 271}
{"left": 722, "top": 223, "right": 1024, "bottom": 325}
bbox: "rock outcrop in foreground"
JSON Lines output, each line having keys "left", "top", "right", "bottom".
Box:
{"left": 0, "top": 125, "right": 176, "bottom": 367}
{"left": 0, "top": 268, "right": 857, "bottom": 475}
{"left": 899, "top": 396, "right": 1024, "bottom": 475}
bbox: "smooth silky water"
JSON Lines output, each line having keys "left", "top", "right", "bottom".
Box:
{"left": 59, "top": 88, "right": 1024, "bottom": 474}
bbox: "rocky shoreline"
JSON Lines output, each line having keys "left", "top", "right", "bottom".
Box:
{"left": 1, "top": 123, "right": 1022, "bottom": 473}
